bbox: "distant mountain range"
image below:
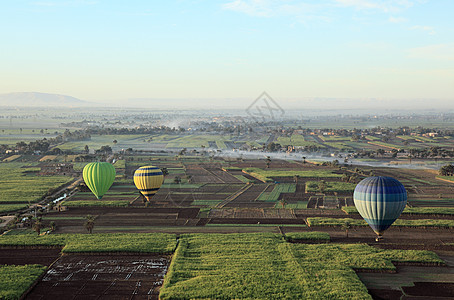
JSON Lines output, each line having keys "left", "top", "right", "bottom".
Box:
{"left": 0, "top": 92, "right": 452, "bottom": 112}
{"left": 0, "top": 92, "right": 88, "bottom": 107}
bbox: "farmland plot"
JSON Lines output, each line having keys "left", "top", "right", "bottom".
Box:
{"left": 159, "top": 233, "right": 442, "bottom": 299}
{"left": 0, "top": 162, "right": 73, "bottom": 213}
{"left": 26, "top": 255, "right": 169, "bottom": 300}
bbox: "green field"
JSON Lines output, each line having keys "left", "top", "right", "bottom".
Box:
{"left": 61, "top": 200, "right": 131, "bottom": 207}
{"left": 305, "top": 181, "right": 356, "bottom": 193}
{"left": 276, "top": 135, "right": 323, "bottom": 147}
{"left": 191, "top": 199, "right": 223, "bottom": 206}
{"left": 285, "top": 231, "right": 330, "bottom": 242}
{"left": 257, "top": 184, "right": 296, "bottom": 201}
{"left": 233, "top": 174, "right": 254, "bottom": 183}
{"left": 159, "top": 233, "right": 442, "bottom": 299}
{"left": 0, "top": 233, "right": 177, "bottom": 253}
{"left": 0, "top": 231, "right": 446, "bottom": 299}
{"left": 318, "top": 135, "right": 349, "bottom": 141}
{"left": 343, "top": 206, "right": 454, "bottom": 216}
{"left": 0, "top": 204, "right": 28, "bottom": 213}
{"left": 0, "top": 264, "right": 47, "bottom": 300}
{"left": 437, "top": 175, "right": 454, "bottom": 182}
{"left": 326, "top": 142, "right": 354, "bottom": 150}
{"left": 244, "top": 168, "right": 341, "bottom": 182}
{"left": 0, "top": 162, "right": 73, "bottom": 213}
{"left": 307, "top": 217, "right": 454, "bottom": 228}
{"left": 283, "top": 201, "right": 308, "bottom": 209}
{"left": 57, "top": 134, "right": 152, "bottom": 151}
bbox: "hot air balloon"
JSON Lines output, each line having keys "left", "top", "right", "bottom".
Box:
{"left": 353, "top": 176, "right": 407, "bottom": 240}
{"left": 133, "top": 166, "right": 164, "bottom": 202}
{"left": 82, "top": 162, "right": 116, "bottom": 199}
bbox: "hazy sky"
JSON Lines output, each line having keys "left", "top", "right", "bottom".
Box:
{"left": 1, "top": 0, "right": 453, "bottom": 103}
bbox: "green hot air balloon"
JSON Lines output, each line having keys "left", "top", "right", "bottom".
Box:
{"left": 82, "top": 162, "right": 116, "bottom": 199}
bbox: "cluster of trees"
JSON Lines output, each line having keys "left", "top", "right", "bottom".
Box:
{"left": 1, "top": 129, "right": 91, "bottom": 155}
{"left": 408, "top": 147, "right": 454, "bottom": 159}
{"left": 264, "top": 142, "right": 323, "bottom": 153}
{"left": 439, "top": 164, "right": 454, "bottom": 176}
{"left": 84, "top": 126, "right": 186, "bottom": 135}
{"left": 15, "top": 140, "right": 50, "bottom": 153}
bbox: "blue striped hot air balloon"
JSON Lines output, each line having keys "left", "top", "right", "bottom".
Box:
{"left": 353, "top": 176, "right": 407, "bottom": 238}
{"left": 133, "top": 166, "right": 164, "bottom": 202}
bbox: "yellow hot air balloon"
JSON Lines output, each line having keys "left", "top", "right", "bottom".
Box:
{"left": 133, "top": 166, "right": 164, "bottom": 201}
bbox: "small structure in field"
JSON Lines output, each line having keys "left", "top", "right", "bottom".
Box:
{"left": 39, "top": 163, "right": 75, "bottom": 176}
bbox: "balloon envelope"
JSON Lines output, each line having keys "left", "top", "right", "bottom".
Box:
{"left": 82, "top": 162, "right": 116, "bottom": 200}
{"left": 133, "top": 166, "right": 164, "bottom": 201}
{"left": 353, "top": 176, "right": 407, "bottom": 236}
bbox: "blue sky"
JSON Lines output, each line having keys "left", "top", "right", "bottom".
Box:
{"left": 0, "top": 0, "right": 453, "bottom": 104}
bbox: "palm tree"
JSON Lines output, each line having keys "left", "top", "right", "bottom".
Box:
{"left": 84, "top": 215, "right": 95, "bottom": 234}
{"left": 50, "top": 221, "right": 56, "bottom": 232}
{"left": 32, "top": 218, "right": 43, "bottom": 236}
{"left": 174, "top": 176, "right": 182, "bottom": 184}
{"left": 266, "top": 156, "right": 271, "bottom": 169}
{"left": 161, "top": 167, "right": 169, "bottom": 176}
{"left": 341, "top": 220, "right": 352, "bottom": 238}
{"left": 341, "top": 173, "right": 349, "bottom": 182}
{"left": 318, "top": 180, "right": 327, "bottom": 194}
{"left": 279, "top": 199, "right": 287, "bottom": 208}
{"left": 293, "top": 175, "right": 300, "bottom": 184}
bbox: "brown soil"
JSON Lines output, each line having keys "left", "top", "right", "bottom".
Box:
{"left": 403, "top": 282, "right": 454, "bottom": 297}
{"left": 368, "top": 288, "right": 403, "bottom": 300}
{"left": 25, "top": 254, "right": 169, "bottom": 300}
{"left": 0, "top": 248, "right": 61, "bottom": 266}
